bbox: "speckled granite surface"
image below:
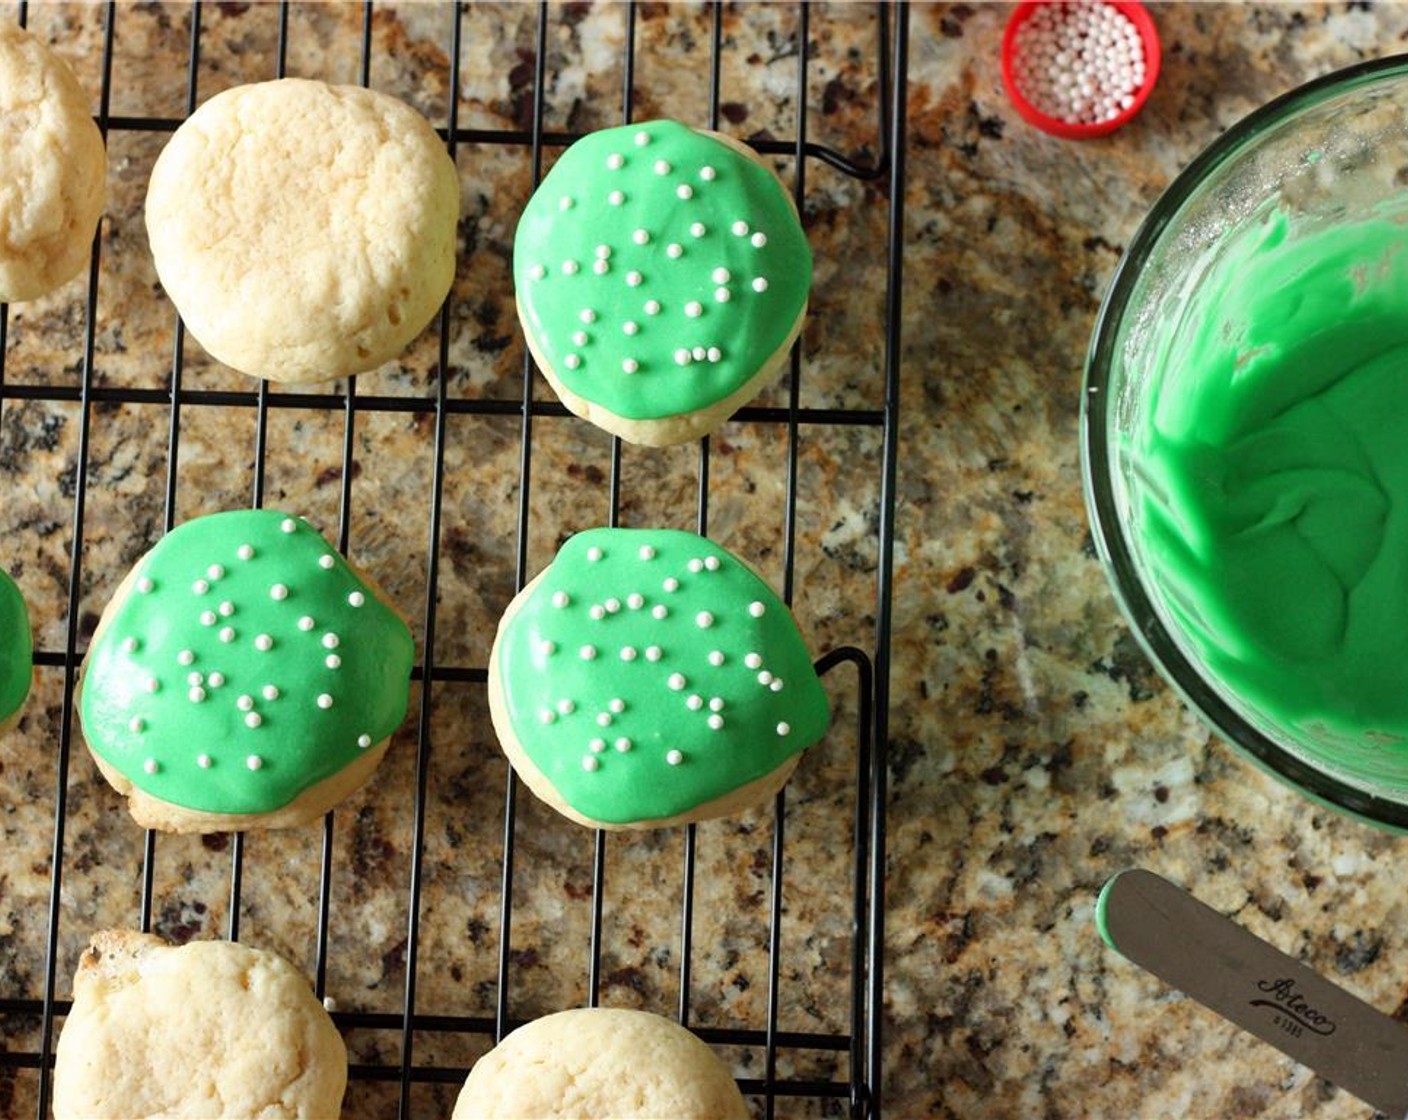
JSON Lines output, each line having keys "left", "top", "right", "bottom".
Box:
{"left": 2, "top": 2, "right": 1407, "bottom": 1119}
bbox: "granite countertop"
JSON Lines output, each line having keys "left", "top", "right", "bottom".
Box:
{"left": 1, "top": 2, "right": 1406, "bottom": 1118}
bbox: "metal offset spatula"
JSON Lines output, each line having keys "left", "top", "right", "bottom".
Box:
{"left": 1097, "top": 869, "right": 1408, "bottom": 1117}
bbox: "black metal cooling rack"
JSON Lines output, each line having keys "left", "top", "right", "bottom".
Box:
{"left": 0, "top": 2, "right": 908, "bottom": 1117}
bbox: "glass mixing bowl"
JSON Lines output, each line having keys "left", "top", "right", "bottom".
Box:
{"left": 1083, "top": 55, "right": 1408, "bottom": 830}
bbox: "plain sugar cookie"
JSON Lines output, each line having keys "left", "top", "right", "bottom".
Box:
{"left": 488, "top": 527, "right": 830, "bottom": 829}
{"left": 78, "top": 509, "right": 415, "bottom": 832}
{"left": 145, "top": 78, "right": 459, "bottom": 383}
{"left": 452, "top": 1007, "right": 749, "bottom": 1120}
{"left": 0, "top": 22, "right": 106, "bottom": 302}
{"left": 53, "top": 929, "right": 347, "bottom": 1119}
{"left": 514, "top": 119, "right": 811, "bottom": 446}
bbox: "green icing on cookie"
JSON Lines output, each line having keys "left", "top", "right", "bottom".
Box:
{"left": 514, "top": 120, "right": 812, "bottom": 420}
{"left": 80, "top": 510, "right": 414, "bottom": 815}
{"left": 0, "top": 568, "right": 32, "bottom": 723}
{"left": 497, "top": 528, "right": 829, "bottom": 824}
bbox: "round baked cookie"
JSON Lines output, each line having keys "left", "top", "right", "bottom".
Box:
{"left": 0, "top": 22, "right": 106, "bottom": 303}
{"left": 54, "top": 929, "right": 347, "bottom": 1119}
{"left": 452, "top": 1008, "right": 748, "bottom": 1120}
{"left": 514, "top": 119, "right": 812, "bottom": 447}
{"left": 145, "top": 78, "right": 459, "bottom": 384}
{"left": 78, "top": 509, "right": 415, "bottom": 833}
{"left": 488, "top": 527, "right": 830, "bottom": 829}
{"left": 0, "top": 567, "right": 32, "bottom": 733}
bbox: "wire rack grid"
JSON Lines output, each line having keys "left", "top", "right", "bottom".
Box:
{"left": 0, "top": 2, "right": 908, "bottom": 1117}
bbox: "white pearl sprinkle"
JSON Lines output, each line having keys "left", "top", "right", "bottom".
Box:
{"left": 607, "top": 153, "right": 624, "bottom": 169}
{"left": 208, "top": 672, "right": 225, "bottom": 687}
{"left": 219, "top": 600, "right": 235, "bottom": 617}
{"left": 708, "top": 714, "right": 725, "bottom": 730}
{"left": 605, "top": 598, "right": 621, "bottom": 613}
{"left": 623, "top": 358, "right": 639, "bottom": 374}
{"left": 687, "top": 695, "right": 704, "bottom": 710}
{"left": 709, "top": 650, "right": 725, "bottom": 666}
{"left": 541, "top": 640, "right": 557, "bottom": 656}
{"left": 690, "top": 222, "right": 706, "bottom": 237}
{"left": 693, "top": 346, "right": 707, "bottom": 361}
{"left": 770, "top": 678, "right": 785, "bottom": 692}
{"left": 255, "top": 634, "right": 273, "bottom": 651}
{"left": 639, "top": 545, "right": 656, "bottom": 560}
{"left": 589, "top": 604, "right": 605, "bottom": 620}
{"left": 146, "top": 676, "right": 160, "bottom": 692}
{"left": 317, "top": 693, "right": 334, "bottom": 709}
{"left": 745, "top": 653, "right": 763, "bottom": 669}
{"left": 587, "top": 546, "right": 603, "bottom": 562}
{"left": 144, "top": 758, "right": 158, "bottom": 774}
{"left": 237, "top": 694, "right": 255, "bottom": 711}
{"left": 322, "top": 633, "right": 339, "bottom": 649}
{"left": 715, "top": 287, "right": 731, "bottom": 303}
{"left": 615, "top": 738, "right": 632, "bottom": 753}
{"left": 593, "top": 259, "right": 609, "bottom": 275}
{"left": 633, "top": 229, "right": 650, "bottom": 245}
{"left": 654, "top": 159, "right": 671, "bottom": 175}
{"left": 732, "top": 220, "right": 749, "bottom": 236}
{"left": 777, "top": 722, "right": 791, "bottom": 736}
{"left": 668, "top": 673, "right": 687, "bottom": 691}
{"left": 246, "top": 714, "right": 262, "bottom": 730}
{"left": 299, "top": 616, "right": 315, "bottom": 631}
{"left": 759, "top": 670, "right": 774, "bottom": 685}
{"left": 263, "top": 685, "right": 280, "bottom": 700}
{"left": 627, "top": 271, "right": 643, "bottom": 287}
{"left": 557, "top": 699, "right": 576, "bottom": 715}
{"left": 610, "top": 698, "right": 625, "bottom": 713}
{"left": 674, "top": 349, "right": 691, "bottom": 366}
{"left": 707, "top": 346, "right": 722, "bottom": 362}
{"left": 326, "top": 654, "right": 341, "bottom": 669}
{"left": 348, "top": 591, "right": 365, "bottom": 607}
{"left": 645, "top": 300, "right": 661, "bottom": 315}
{"left": 667, "top": 749, "right": 684, "bottom": 765}
{"left": 667, "top": 243, "right": 683, "bottom": 259}
{"left": 219, "top": 627, "right": 235, "bottom": 643}
{"left": 188, "top": 687, "right": 205, "bottom": 703}
{"left": 246, "top": 750, "right": 262, "bottom": 765}
{"left": 197, "top": 754, "right": 211, "bottom": 768}
{"left": 137, "top": 577, "right": 154, "bottom": 593}
{"left": 645, "top": 645, "right": 662, "bottom": 661}
{"left": 200, "top": 611, "right": 217, "bottom": 627}
{"left": 579, "top": 309, "right": 597, "bottom": 324}
{"left": 621, "top": 646, "right": 637, "bottom": 661}
{"left": 580, "top": 645, "right": 597, "bottom": 660}
{"left": 753, "top": 277, "right": 769, "bottom": 293}
{"left": 688, "top": 559, "right": 704, "bottom": 573}
{"left": 712, "top": 268, "right": 731, "bottom": 284}
{"left": 358, "top": 734, "right": 372, "bottom": 748}
{"left": 573, "top": 331, "right": 588, "bottom": 346}
{"left": 700, "top": 166, "right": 717, "bottom": 181}
{"left": 627, "top": 593, "right": 644, "bottom": 609}
{"left": 528, "top": 264, "right": 546, "bottom": 280}
{"left": 540, "top": 709, "right": 556, "bottom": 724}
{"left": 281, "top": 518, "right": 297, "bottom": 533}
{"left": 565, "top": 355, "right": 581, "bottom": 369}
{"left": 590, "top": 737, "right": 606, "bottom": 753}
{"left": 560, "top": 196, "right": 573, "bottom": 211}
{"left": 121, "top": 637, "right": 138, "bottom": 653}
{"left": 552, "top": 591, "right": 570, "bottom": 608}
{"left": 319, "top": 555, "right": 335, "bottom": 570}
{"left": 597, "top": 712, "right": 613, "bottom": 727}
{"left": 187, "top": 672, "right": 203, "bottom": 686}
{"left": 751, "top": 232, "right": 768, "bottom": 248}
{"left": 237, "top": 544, "right": 254, "bottom": 560}
{"left": 192, "top": 579, "right": 209, "bottom": 594}
{"left": 609, "top": 190, "right": 625, "bottom": 206}
{"left": 594, "top": 245, "right": 611, "bottom": 260}
{"left": 664, "top": 578, "right": 679, "bottom": 592}
{"left": 749, "top": 601, "right": 766, "bottom": 617}
{"left": 685, "top": 301, "right": 703, "bottom": 318}
{"left": 652, "top": 605, "right": 668, "bottom": 620}
{"left": 583, "top": 756, "right": 601, "bottom": 771}
{"left": 677, "top": 184, "right": 693, "bottom": 200}
{"left": 634, "top": 130, "right": 650, "bottom": 146}
{"left": 623, "top": 321, "right": 639, "bottom": 335}
{"left": 268, "top": 583, "right": 288, "bottom": 600}
{"left": 207, "top": 564, "right": 224, "bottom": 580}
{"left": 709, "top": 697, "right": 725, "bottom": 712}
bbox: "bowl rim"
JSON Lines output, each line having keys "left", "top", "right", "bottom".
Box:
{"left": 1001, "top": 0, "right": 1162, "bottom": 140}
{"left": 1081, "top": 51, "right": 1408, "bottom": 831}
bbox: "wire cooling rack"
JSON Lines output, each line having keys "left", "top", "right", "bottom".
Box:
{"left": 0, "top": 2, "right": 907, "bottom": 1117}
